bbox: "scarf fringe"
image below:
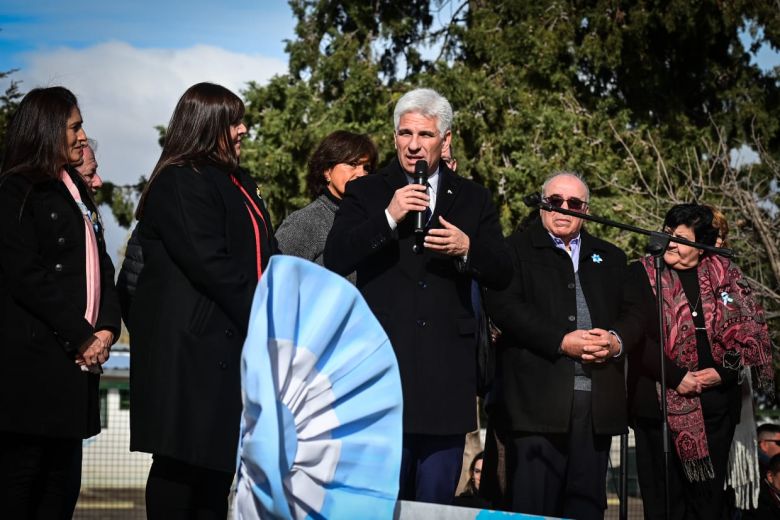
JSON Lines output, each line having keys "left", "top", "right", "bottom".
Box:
{"left": 725, "top": 371, "right": 761, "bottom": 509}
{"left": 683, "top": 457, "right": 715, "bottom": 483}
{"left": 726, "top": 439, "right": 760, "bottom": 509}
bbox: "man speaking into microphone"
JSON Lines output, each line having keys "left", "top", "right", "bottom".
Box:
{"left": 325, "top": 88, "right": 511, "bottom": 505}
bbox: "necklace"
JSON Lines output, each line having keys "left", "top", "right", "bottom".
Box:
{"left": 689, "top": 292, "right": 701, "bottom": 317}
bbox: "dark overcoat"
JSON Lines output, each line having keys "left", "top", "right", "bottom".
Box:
{"left": 324, "top": 158, "right": 511, "bottom": 435}
{"left": 0, "top": 167, "right": 120, "bottom": 439}
{"left": 128, "top": 164, "right": 275, "bottom": 473}
{"left": 486, "top": 219, "right": 646, "bottom": 435}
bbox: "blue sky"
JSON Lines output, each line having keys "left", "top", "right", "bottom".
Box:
{"left": 0, "top": 1, "right": 294, "bottom": 69}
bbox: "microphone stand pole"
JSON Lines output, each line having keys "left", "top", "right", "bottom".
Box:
{"left": 647, "top": 231, "right": 672, "bottom": 520}
{"left": 619, "top": 430, "right": 628, "bottom": 520}
{"left": 526, "top": 197, "right": 733, "bottom": 520}
{"left": 530, "top": 200, "right": 732, "bottom": 258}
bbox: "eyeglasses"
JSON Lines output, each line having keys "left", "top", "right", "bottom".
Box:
{"left": 543, "top": 194, "right": 588, "bottom": 212}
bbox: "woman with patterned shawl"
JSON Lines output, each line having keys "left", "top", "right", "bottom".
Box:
{"left": 626, "top": 203, "right": 774, "bottom": 520}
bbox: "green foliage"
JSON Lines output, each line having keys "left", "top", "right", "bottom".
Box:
{"left": 95, "top": 178, "right": 146, "bottom": 228}
{"left": 242, "top": 0, "right": 778, "bottom": 228}
{"left": 240, "top": 0, "right": 780, "bottom": 393}
{"left": 0, "top": 70, "right": 22, "bottom": 164}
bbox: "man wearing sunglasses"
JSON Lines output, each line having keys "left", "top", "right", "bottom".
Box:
{"left": 758, "top": 423, "right": 780, "bottom": 471}
{"left": 484, "top": 172, "right": 644, "bottom": 519}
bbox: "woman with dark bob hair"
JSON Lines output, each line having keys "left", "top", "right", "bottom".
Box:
{"left": 627, "top": 203, "right": 773, "bottom": 519}
{"left": 128, "top": 82, "right": 276, "bottom": 517}
{"left": 275, "top": 130, "right": 376, "bottom": 277}
{"left": 0, "top": 86, "right": 120, "bottom": 517}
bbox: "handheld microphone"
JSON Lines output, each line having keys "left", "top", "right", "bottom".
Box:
{"left": 413, "top": 160, "right": 429, "bottom": 235}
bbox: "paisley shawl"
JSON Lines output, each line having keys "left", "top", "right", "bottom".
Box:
{"left": 640, "top": 254, "right": 773, "bottom": 482}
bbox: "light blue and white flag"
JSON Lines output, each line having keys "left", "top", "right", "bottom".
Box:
{"left": 235, "top": 255, "right": 403, "bottom": 520}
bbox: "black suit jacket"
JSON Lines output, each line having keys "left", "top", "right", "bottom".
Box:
{"left": 486, "top": 219, "right": 645, "bottom": 435}
{"left": 324, "top": 158, "right": 511, "bottom": 435}
{"left": 0, "top": 168, "right": 120, "bottom": 439}
{"left": 128, "top": 164, "right": 276, "bottom": 473}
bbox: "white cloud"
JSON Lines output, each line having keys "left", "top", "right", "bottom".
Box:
{"left": 12, "top": 41, "right": 287, "bottom": 262}
{"left": 17, "top": 41, "right": 286, "bottom": 186}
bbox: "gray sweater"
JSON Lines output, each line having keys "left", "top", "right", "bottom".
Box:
{"left": 275, "top": 194, "right": 356, "bottom": 282}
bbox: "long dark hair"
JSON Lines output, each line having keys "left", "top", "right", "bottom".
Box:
{"left": 464, "top": 451, "right": 484, "bottom": 496}
{"left": 1, "top": 86, "right": 80, "bottom": 181}
{"left": 306, "top": 130, "right": 378, "bottom": 199}
{"left": 136, "top": 82, "right": 245, "bottom": 218}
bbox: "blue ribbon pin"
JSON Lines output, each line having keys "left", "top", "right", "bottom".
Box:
{"left": 720, "top": 291, "right": 733, "bottom": 305}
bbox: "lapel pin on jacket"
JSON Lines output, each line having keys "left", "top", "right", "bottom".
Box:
{"left": 591, "top": 253, "right": 603, "bottom": 264}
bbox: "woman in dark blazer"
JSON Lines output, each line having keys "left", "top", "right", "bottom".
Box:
{"left": 0, "top": 86, "right": 120, "bottom": 518}
{"left": 127, "top": 82, "right": 276, "bottom": 518}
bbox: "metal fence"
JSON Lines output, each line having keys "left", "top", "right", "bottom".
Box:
{"left": 75, "top": 381, "right": 150, "bottom": 519}
{"left": 73, "top": 379, "right": 645, "bottom": 518}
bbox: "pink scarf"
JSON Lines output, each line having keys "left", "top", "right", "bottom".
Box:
{"left": 60, "top": 170, "right": 100, "bottom": 326}
{"left": 641, "top": 254, "right": 773, "bottom": 482}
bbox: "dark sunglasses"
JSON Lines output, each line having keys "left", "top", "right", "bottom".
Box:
{"left": 543, "top": 194, "right": 588, "bottom": 211}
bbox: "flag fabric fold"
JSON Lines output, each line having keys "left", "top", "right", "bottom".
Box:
{"left": 235, "top": 255, "right": 403, "bottom": 519}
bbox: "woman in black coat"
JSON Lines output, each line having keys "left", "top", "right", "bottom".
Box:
{"left": 0, "top": 87, "right": 120, "bottom": 518}
{"left": 127, "top": 82, "right": 276, "bottom": 518}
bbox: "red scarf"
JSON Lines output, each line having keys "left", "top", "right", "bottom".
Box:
{"left": 230, "top": 173, "right": 268, "bottom": 281}
{"left": 641, "top": 254, "right": 773, "bottom": 482}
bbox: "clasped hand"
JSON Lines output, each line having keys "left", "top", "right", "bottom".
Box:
{"left": 561, "top": 328, "right": 619, "bottom": 363}
{"left": 675, "top": 368, "right": 721, "bottom": 396}
{"left": 76, "top": 329, "right": 114, "bottom": 367}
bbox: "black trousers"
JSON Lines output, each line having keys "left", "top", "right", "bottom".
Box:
{"left": 0, "top": 432, "right": 83, "bottom": 519}
{"left": 633, "top": 408, "right": 737, "bottom": 520}
{"left": 504, "top": 390, "right": 611, "bottom": 519}
{"left": 146, "top": 455, "right": 235, "bottom": 520}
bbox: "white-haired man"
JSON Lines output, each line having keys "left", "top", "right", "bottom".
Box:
{"left": 75, "top": 139, "right": 103, "bottom": 193}
{"left": 325, "top": 88, "right": 511, "bottom": 504}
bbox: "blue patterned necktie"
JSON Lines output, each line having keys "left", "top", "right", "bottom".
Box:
{"left": 424, "top": 182, "right": 433, "bottom": 226}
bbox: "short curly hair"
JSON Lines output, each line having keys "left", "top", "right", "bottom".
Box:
{"left": 662, "top": 203, "right": 718, "bottom": 248}
{"left": 306, "top": 130, "right": 378, "bottom": 199}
